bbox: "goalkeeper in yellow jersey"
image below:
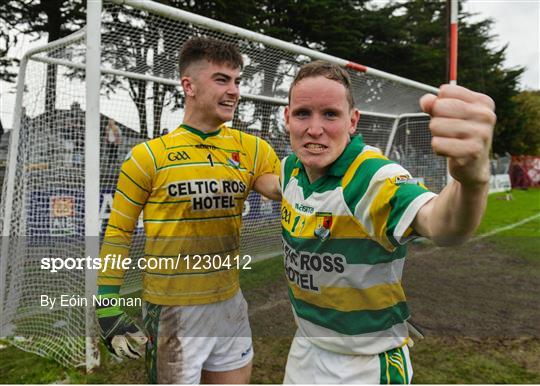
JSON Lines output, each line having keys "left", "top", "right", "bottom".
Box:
{"left": 96, "top": 37, "right": 281, "bottom": 384}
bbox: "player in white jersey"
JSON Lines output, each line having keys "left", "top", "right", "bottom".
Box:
{"left": 281, "top": 61, "right": 496, "bottom": 383}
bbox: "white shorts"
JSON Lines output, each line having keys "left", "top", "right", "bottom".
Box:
{"left": 143, "top": 290, "right": 253, "bottom": 384}
{"left": 284, "top": 331, "right": 413, "bottom": 384}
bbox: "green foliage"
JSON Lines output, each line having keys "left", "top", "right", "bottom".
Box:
{"left": 342, "top": 1, "right": 525, "bottom": 157}
{"left": 0, "top": 0, "right": 85, "bottom": 81}
{"left": 196, "top": 0, "right": 528, "bottom": 156}
{"left": 0, "top": 17, "right": 19, "bottom": 84}
{"left": 0, "top": 341, "right": 75, "bottom": 383}
{"left": 0, "top": 0, "right": 86, "bottom": 113}
{"left": 157, "top": 0, "right": 259, "bottom": 29}
{"left": 1, "top": 0, "right": 531, "bottom": 152}
{"left": 504, "top": 91, "right": 540, "bottom": 155}
{"left": 350, "top": 1, "right": 448, "bottom": 85}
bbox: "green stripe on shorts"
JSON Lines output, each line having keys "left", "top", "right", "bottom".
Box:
{"left": 144, "top": 303, "right": 162, "bottom": 384}
{"left": 379, "top": 346, "right": 409, "bottom": 384}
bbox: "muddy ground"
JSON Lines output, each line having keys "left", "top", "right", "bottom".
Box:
{"left": 245, "top": 239, "right": 540, "bottom": 383}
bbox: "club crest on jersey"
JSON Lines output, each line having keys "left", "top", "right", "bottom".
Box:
{"left": 228, "top": 152, "right": 241, "bottom": 168}
{"left": 314, "top": 212, "right": 333, "bottom": 241}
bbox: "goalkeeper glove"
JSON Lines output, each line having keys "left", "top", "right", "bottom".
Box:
{"left": 96, "top": 288, "right": 147, "bottom": 359}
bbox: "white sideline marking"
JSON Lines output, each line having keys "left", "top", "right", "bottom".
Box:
{"left": 410, "top": 212, "right": 540, "bottom": 257}
{"left": 474, "top": 212, "right": 540, "bottom": 241}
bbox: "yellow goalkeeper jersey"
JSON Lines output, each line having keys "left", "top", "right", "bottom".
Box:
{"left": 98, "top": 124, "right": 280, "bottom": 305}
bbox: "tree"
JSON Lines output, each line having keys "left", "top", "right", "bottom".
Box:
{"left": 243, "top": 0, "right": 370, "bottom": 140}
{"left": 167, "top": 0, "right": 370, "bottom": 140}
{"left": 2, "top": 0, "right": 529, "bottom": 153}
{"left": 0, "top": 9, "right": 19, "bottom": 83}
{"left": 93, "top": 0, "right": 262, "bottom": 138}
{"left": 100, "top": 5, "right": 170, "bottom": 139}
{"left": 502, "top": 91, "right": 540, "bottom": 155}
{"left": 0, "top": 1, "right": 85, "bottom": 111}
{"left": 275, "top": 0, "right": 526, "bottom": 156}
{"left": 455, "top": 7, "right": 525, "bottom": 156}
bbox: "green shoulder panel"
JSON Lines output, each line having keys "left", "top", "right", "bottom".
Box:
{"left": 386, "top": 182, "right": 432, "bottom": 247}
{"left": 282, "top": 153, "right": 299, "bottom": 190}
{"left": 342, "top": 156, "right": 394, "bottom": 212}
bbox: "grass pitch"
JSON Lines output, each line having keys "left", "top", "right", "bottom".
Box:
{"left": 477, "top": 189, "right": 540, "bottom": 237}
{"left": 476, "top": 189, "right": 540, "bottom": 261}
{"left": 1, "top": 189, "right": 539, "bottom": 383}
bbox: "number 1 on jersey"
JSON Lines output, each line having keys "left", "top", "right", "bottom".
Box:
{"left": 291, "top": 215, "right": 300, "bottom": 233}
{"left": 207, "top": 153, "right": 214, "bottom": 167}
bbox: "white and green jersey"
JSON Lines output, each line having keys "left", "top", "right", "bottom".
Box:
{"left": 280, "top": 135, "right": 436, "bottom": 355}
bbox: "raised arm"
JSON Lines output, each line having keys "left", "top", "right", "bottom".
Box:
{"left": 412, "top": 84, "right": 496, "bottom": 246}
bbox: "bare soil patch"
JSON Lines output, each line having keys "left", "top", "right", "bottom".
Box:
{"left": 245, "top": 239, "right": 540, "bottom": 383}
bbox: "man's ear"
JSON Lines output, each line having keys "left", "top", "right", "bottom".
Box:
{"left": 284, "top": 105, "right": 290, "bottom": 132}
{"left": 349, "top": 108, "right": 360, "bottom": 135}
{"left": 181, "top": 76, "right": 195, "bottom": 97}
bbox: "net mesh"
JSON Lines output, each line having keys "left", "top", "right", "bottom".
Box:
{"left": 0, "top": 58, "right": 88, "bottom": 367}
{"left": 0, "top": 0, "right": 446, "bottom": 368}
{"left": 390, "top": 115, "right": 447, "bottom": 192}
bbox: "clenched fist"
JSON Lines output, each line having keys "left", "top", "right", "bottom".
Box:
{"left": 420, "top": 84, "right": 496, "bottom": 188}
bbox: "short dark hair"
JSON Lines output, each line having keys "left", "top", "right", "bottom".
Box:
{"left": 179, "top": 37, "right": 243, "bottom": 76}
{"left": 289, "top": 60, "right": 355, "bottom": 109}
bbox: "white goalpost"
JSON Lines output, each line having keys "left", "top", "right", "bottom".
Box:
{"left": 0, "top": 0, "right": 447, "bottom": 370}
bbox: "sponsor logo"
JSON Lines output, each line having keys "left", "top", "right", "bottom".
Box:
{"left": 294, "top": 202, "right": 314, "bottom": 214}
{"left": 168, "top": 179, "right": 246, "bottom": 197}
{"left": 50, "top": 196, "right": 75, "bottom": 235}
{"left": 241, "top": 345, "right": 252, "bottom": 358}
{"left": 167, "top": 179, "right": 246, "bottom": 211}
{"left": 393, "top": 174, "right": 420, "bottom": 185}
{"left": 283, "top": 239, "right": 345, "bottom": 292}
{"left": 194, "top": 144, "right": 218, "bottom": 150}
{"left": 167, "top": 151, "right": 191, "bottom": 161}
{"left": 192, "top": 195, "right": 236, "bottom": 210}
{"left": 51, "top": 196, "right": 75, "bottom": 217}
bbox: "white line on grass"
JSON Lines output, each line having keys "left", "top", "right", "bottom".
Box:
{"left": 474, "top": 212, "right": 540, "bottom": 241}
{"left": 410, "top": 212, "right": 540, "bottom": 257}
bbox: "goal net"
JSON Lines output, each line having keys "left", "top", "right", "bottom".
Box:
{"left": 0, "top": 0, "right": 446, "bottom": 369}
